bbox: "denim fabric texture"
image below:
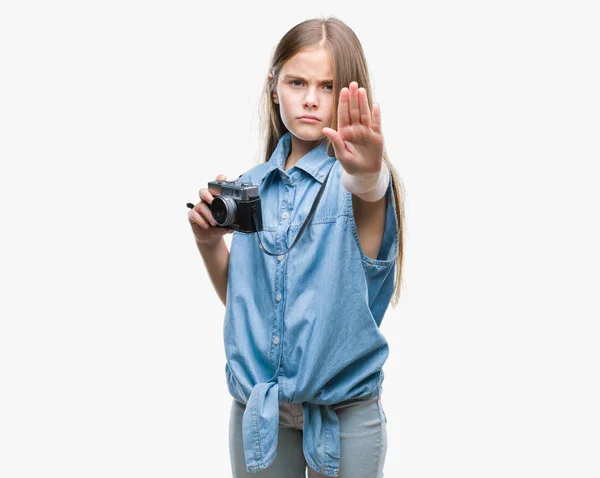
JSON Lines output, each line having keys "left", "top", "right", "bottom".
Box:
{"left": 223, "top": 131, "right": 398, "bottom": 476}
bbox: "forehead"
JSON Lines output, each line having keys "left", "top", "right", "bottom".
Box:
{"left": 281, "top": 47, "right": 333, "bottom": 80}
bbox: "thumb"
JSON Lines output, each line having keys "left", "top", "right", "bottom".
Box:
{"left": 322, "top": 128, "right": 345, "bottom": 159}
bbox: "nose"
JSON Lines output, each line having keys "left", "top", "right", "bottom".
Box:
{"left": 303, "top": 86, "right": 319, "bottom": 109}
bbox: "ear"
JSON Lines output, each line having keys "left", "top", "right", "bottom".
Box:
{"left": 268, "top": 73, "right": 279, "bottom": 105}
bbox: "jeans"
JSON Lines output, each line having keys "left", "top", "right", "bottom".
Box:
{"left": 229, "top": 395, "right": 387, "bottom": 477}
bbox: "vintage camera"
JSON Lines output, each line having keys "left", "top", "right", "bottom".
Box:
{"left": 207, "top": 179, "right": 263, "bottom": 233}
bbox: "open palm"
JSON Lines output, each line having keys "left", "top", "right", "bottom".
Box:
{"left": 322, "top": 81, "right": 384, "bottom": 177}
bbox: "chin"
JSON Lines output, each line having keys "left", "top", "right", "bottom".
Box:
{"left": 288, "top": 125, "right": 322, "bottom": 141}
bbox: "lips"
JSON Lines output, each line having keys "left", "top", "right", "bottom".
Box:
{"left": 299, "top": 115, "right": 320, "bottom": 121}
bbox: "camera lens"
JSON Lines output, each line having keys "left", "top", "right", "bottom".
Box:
{"left": 210, "top": 196, "right": 237, "bottom": 226}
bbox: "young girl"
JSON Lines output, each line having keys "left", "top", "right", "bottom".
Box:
{"left": 188, "top": 16, "right": 405, "bottom": 478}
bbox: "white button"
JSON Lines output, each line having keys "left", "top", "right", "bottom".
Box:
{"left": 273, "top": 335, "right": 279, "bottom": 345}
{"left": 276, "top": 292, "right": 282, "bottom": 302}
{"left": 282, "top": 211, "right": 288, "bottom": 220}
{"left": 278, "top": 255, "right": 284, "bottom": 261}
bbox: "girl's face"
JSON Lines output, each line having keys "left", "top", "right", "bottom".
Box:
{"left": 269, "top": 47, "right": 334, "bottom": 151}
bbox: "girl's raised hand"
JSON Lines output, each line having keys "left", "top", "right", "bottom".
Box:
{"left": 321, "top": 81, "right": 384, "bottom": 177}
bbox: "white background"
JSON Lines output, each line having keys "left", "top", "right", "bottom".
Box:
{"left": 1, "top": 1, "right": 599, "bottom": 477}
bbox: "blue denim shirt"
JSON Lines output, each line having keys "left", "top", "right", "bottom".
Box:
{"left": 223, "top": 131, "right": 398, "bottom": 476}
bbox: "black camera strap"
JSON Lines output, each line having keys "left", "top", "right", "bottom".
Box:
{"left": 251, "top": 161, "right": 336, "bottom": 257}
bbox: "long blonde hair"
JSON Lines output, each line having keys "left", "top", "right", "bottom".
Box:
{"left": 256, "top": 16, "right": 405, "bottom": 308}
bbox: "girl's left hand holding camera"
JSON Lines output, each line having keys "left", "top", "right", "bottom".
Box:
{"left": 188, "top": 174, "right": 234, "bottom": 246}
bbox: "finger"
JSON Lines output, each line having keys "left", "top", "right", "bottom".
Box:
{"left": 198, "top": 188, "right": 214, "bottom": 204}
{"left": 322, "top": 128, "right": 346, "bottom": 161}
{"left": 358, "top": 87, "right": 371, "bottom": 128}
{"left": 216, "top": 174, "right": 227, "bottom": 181}
{"left": 372, "top": 103, "right": 382, "bottom": 135}
{"left": 188, "top": 208, "right": 210, "bottom": 229}
{"left": 338, "top": 86, "right": 350, "bottom": 128}
{"left": 189, "top": 200, "right": 206, "bottom": 217}
{"left": 349, "top": 81, "right": 360, "bottom": 125}
{"left": 197, "top": 202, "right": 217, "bottom": 226}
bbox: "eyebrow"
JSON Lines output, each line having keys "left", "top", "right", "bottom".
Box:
{"left": 283, "top": 74, "right": 333, "bottom": 83}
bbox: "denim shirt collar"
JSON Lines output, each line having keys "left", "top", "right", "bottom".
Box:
{"left": 256, "top": 131, "right": 335, "bottom": 185}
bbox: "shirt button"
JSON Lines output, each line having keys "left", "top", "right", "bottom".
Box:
{"left": 276, "top": 292, "right": 282, "bottom": 302}
{"left": 282, "top": 211, "right": 288, "bottom": 220}
{"left": 278, "top": 255, "right": 284, "bottom": 262}
{"left": 273, "top": 335, "right": 279, "bottom": 345}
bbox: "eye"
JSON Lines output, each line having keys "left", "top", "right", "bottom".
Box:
{"left": 289, "top": 80, "right": 334, "bottom": 91}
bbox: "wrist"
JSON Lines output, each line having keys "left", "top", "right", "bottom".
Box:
{"left": 342, "top": 161, "right": 390, "bottom": 202}
{"left": 196, "top": 236, "right": 224, "bottom": 250}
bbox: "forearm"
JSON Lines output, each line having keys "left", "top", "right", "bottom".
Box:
{"left": 196, "top": 237, "right": 229, "bottom": 307}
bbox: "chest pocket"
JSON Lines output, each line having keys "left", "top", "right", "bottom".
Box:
{"left": 288, "top": 180, "right": 344, "bottom": 231}
{"left": 289, "top": 165, "right": 346, "bottom": 231}
{"left": 254, "top": 164, "right": 345, "bottom": 231}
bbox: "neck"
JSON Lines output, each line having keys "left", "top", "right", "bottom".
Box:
{"left": 284, "top": 154, "right": 299, "bottom": 172}
{"left": 286, "top": 134, "right": 320, "bottom": 171}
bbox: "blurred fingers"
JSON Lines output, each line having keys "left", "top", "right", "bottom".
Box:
{"left": 349, "top": 81, "right": 360, "bottom": 125}
{"left": 358, "top": 87, "right": 371, "bottom": 128}
{"left": 338, "top": 87, "right": 350, "bottom": 128}
{"left": 199, "top": 188, "right": 213, "bottom": 204}
{"left": 372, "top": 103, "right": 382, "bottom": 135}
{"left": 188, "top": 208, "right": 210, "bottom": 229}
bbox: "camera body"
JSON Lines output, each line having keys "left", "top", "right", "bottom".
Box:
{"left": 207, "top": 179, "right": 263, "bottom": 233}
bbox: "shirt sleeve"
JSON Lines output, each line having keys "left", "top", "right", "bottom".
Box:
{"left": 347, "top": 166, "right": 399, "bottom": 269}
{"left": 373, "top": 168, "right": 399, "bottom": 264}
{"left": 346, "top": 167, "right": 399, "bottom": 320}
